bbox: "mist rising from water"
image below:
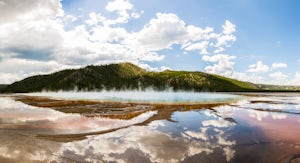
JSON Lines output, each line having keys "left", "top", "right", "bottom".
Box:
{"left": 26, "top": 89, "right": 242, "bottom": 104}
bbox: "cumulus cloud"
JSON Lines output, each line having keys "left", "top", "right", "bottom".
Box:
{"left": 106, "top": 0, "right": 133, "bottom": 12}
{"left": 0, "top": 58, "right": 78, "bottom": 83}
{"left": 222, "top": 20, "right": 236, "bottom": 35}
{"left": 269, "top": 71, "right": 288, "bottom": 81}
{"left": 247, "top": 61, "right": 269, "bottom": 73}
{"left": 0, "top": 0, "right": 244, "bottom": 84}
{"left": 0, "top": 0, "right": 65, "bottom": 69}
{"left": 231, "top": 71, "right": 266, "bottom": 84}
{"left": 84, "top": 0, "right": 141, "bottom": 27}
{"left": 104, "top": 0, "right": 136, "bottom": 25}
{"left": 137, "top": 62, "right": 171, "bottom": 72}
{"left": 129, "top": 13, "right": 199, "bottom": 51}
{"left": 3, "top": 0, "right": 292, "bottom": 86}
{"left": 271, "top": 62, "right": 287, "bottom": 70}
{"left": 215, "top": 34, "right": 236, "bottom": 48}
{"left": 202, "top": 54, "right": 236, "bottom": 77}
{"left": 0, "top": 0, "right": 241, "bottom": 84}
{"left": 84, "top": 12, "right": 106, "bottom": 26}
{"left": 286, "top": 72, "right": 300, "bottom": 86}
{"left": 181, "top": 20, "right": 237, "bottom": 54}
{"left": 0, "top": 0, "right": 63, "bottom": 23}
{"left": 0, "top": 72, "right": 23, "bottom": 85}
{"left": 0, "top": 58, "right": 73, "bottom": 74}
{"left": 215, "top": 20, "right": 236, "bottom": 48}
{"left": 184, "top": 41, "right": 210, "bottom": 54}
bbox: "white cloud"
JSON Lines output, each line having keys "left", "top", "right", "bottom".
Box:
{"left": 3, "top": 0, "right": 287, "bottom": 86}
{"left": 182, "top": 20, "right": 237, "bottom": 54}
{"left": 184, "top": 41, "right": 209, "bottom": 54}
{"left": 231, "top": 72, "right": 265, "bottom": 84}
{"left": 104, "top": 0, "right": 136, "bottom": 26}
{"left": 90, "top": 26, "right": 128, "bottom": 43}
{"left": 271, "top": 62, "right": 287, "bottom": 69}
{"left": 286, "top": 72, "right": 300, "bottom": 86}
{"left": 0, "top": 58, "right": 77, "bottom": 84}
{"left": 84, "top": 12, "right": 106, "bottom": 26}
{"left": 215, "top": 34, "right": 236, "bottom": 47}
{"left": 105, "top": 0, "right": 133, "bottom": 12}
{"left": 124, "top": 13, "right": 235, "bottom": 60}
{"left": 0, "top": 0, "right": 63, "bottom": 24}
{"left": 215, "top": 20, "right": 236, "bottom": 48}
{"left": 222, "top": 20, "right": 236, "bottom": 35}
{"left": 0, "top": 72, "right": 23, "bottom": 84}
{"left": 269, "top": 71, "right": 288, "bottom": 81}
{"left": 131, "top": 13, "right": 192, "bottom": 51}
{"left": 137, "top": 62, "right": 171, "bottom": 72}
{"left": 214, "top": 47, "right": 225, "bottom": 53}
{"left": 202, "top": 54, "right": 236, "bottom": 77}
{"left": 247, "top": 61, "right": 269, "bottom": 73}
{"left": 131, "top": 11, "right": 143, "bottom": 19}
{"left": 85, "top": 0, "right": 140, "bottom": 27}
{"left": 64, "top": 14, "right": 77, "bottom": 22}
{"left": 0, "top": 58, "right": 71, "bottom": 74}
{"left": 0, "top": 18, "right": 64, "bottom": 55}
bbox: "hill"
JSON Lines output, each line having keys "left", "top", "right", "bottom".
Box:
{"left": 2, "top": 63, "right": 299, "bottom": 93}
{"left": 0, "top": 84, "right": 8, "bottom": 92}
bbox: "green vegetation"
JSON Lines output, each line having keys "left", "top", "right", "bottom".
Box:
{"left": 0, "top": 84, "right": 8, "bottom": 92}
{"left": 257, "top": 84, "right": 300, "bottom": 92}
{"left": 2, "top": 63, "right": 300, "bottom": 93}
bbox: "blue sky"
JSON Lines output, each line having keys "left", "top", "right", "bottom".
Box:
{"left": 0, "top": 0, "right": 299, "bottom": 85}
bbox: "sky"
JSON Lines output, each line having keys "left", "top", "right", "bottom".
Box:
{"left": 0, "top": 0, "right": 300, "bottom": 85}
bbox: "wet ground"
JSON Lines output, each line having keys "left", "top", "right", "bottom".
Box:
{"left": 0, "top": 92, "right": 300, "bottom": 163}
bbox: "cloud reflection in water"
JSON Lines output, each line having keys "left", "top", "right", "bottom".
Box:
{"left": 0, "top": 97, "right": 156, "bottom": 134}
{"left": 1, "top": 93, "right": 300, "bottom": 162}
{"left": 57, "top": 110, "right": 237, "bottom": 162}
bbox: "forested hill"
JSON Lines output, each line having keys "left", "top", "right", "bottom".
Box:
{"left": 0, "top": 84, "right": 8, "bottom": 92}
{"left": 2, "top": 63, "right": 299, "bottom": 93}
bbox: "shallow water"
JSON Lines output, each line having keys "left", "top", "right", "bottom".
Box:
{"left": 0, "top": 93, "right": 300, "bottom": 163}
{"left": 0, "top": 97, "right": 156, "bottom": 134}
{"left": 25, "top": 91, "right": 242, "bottom": 104}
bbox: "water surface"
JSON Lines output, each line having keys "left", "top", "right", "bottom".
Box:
{"left": 25, "top": 91, "right": 242, "bottom": 104}
{"left": 0, "top": 93, "right": 300, "bottom": 163}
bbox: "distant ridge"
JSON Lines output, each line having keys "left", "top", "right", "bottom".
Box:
{"left": 2, "top": 63, "right": 300, "bottom": 93}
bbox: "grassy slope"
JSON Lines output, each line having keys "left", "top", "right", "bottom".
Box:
{"left": 3, "top": 63, "right": 299, "bottom": 93}
{"left": 257, "top": 84, "right": 300, "bottom": 92}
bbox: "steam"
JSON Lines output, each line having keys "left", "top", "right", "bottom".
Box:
{"left": 25, "top": 90, "right": 242, "bottom": 104}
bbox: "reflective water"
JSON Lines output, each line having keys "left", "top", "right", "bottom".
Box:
{"left": 0, "top": 97, "right": 156, "bottom": 134}
{"left": 0, "top": 93, "right": 300, "bottom": 163}
{"left": 25, "top": 91, "right": 242, "bottom": 104}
